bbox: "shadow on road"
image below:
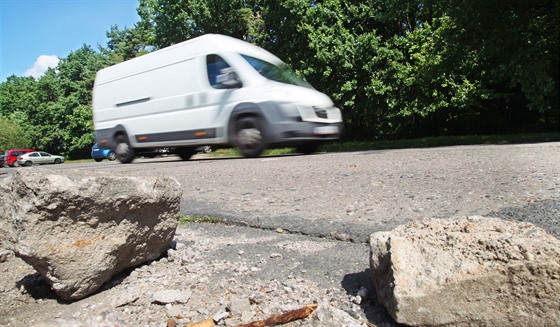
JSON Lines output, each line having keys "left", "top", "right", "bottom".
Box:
{"left": 341, "top": 269, "right": 403, "bottom": 326}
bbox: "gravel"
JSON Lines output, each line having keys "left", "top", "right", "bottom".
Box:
{"left": 0, "top": 223, "right": 382, "bottom": 327}
{"left": 0, "top": 142, "right": 558, "bottom": 326}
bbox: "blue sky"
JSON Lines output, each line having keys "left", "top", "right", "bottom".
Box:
{"left": 1, "top": 0, "right": 140, "bottom": 82}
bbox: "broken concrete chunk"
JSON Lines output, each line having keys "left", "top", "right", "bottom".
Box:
{"left": 369, "top": 216, "right": 560, "bottom": 326}
{"left": 0, "top": 169, "right": 182, "bottom": 301}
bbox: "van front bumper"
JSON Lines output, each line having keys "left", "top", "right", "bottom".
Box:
{"left": 267, "top": 120, "right": 344, "bottom": 146}
{"left": 258, "top": 102, "right": 343, "bottom": 146}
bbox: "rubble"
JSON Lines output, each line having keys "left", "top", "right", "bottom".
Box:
{"left": 369, "top": 216, "right": 560, "bottom": 326}
{"left": 0, "top": 169, "right": 182, "bottom": 300}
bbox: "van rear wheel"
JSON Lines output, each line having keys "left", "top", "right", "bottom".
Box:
{"left": 115, "top": 135, "right": 135, "bottom": 163}
{"left": 235, "top": 117, "right": 266, "bottom": 158}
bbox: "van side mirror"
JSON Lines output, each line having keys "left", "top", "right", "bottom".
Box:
{"left": 216, "top": 68, "right": 242, "bottom": 89}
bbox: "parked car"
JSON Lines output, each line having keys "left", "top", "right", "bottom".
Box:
{"left": 4, "top": 149, "right": 35, "bottom": 167}
{"left": 0, "top": 155, "right": 4, "bottom": 168}
{"left": 16, "top": 151, "right": 65, "bottom": 166}
{"left": 91, "top": 143, "right": 116, "bottom": 162}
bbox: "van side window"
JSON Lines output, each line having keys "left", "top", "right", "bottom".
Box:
{"left": 206, "top": 55, "right": 235, "bottom": 88}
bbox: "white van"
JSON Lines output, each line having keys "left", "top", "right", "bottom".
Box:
{"left": 92, "top": 34, "right": 342, "bottom": 163}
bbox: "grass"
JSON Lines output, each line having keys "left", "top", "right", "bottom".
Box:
{"left": 205, "top": 147, "right": 295, "bottom": 157}
{"left": 178, "top": 214, "right": 221, "bottom": 224}
{"left": 67, "top": 159, "right": 95, "bottom": 164}
{"left": 321, "top": 132, "right": 560, "bottom": 153}
{"left": 204, "top": 132, "right": 559, "bottom": 157}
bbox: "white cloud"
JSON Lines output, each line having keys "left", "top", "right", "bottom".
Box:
{"left": 24, "top": 55, "right": 60, "bottom": 79}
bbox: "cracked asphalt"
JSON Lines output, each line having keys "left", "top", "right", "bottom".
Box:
{"left": 173, "top": 142, "right": 559, "bottom": 241}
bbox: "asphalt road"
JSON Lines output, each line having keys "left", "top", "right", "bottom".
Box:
{"left": 1, "top": 142, "right": 558, "bottom": 326}
{"left": 4, "top": 142, "right": 559, "bottom": 241}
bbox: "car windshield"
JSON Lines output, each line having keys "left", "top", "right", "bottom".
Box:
{"left": 241, "top": 54, "right": 312, "bottom": 89}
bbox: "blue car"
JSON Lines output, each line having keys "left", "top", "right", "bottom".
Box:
{"left": 91, "top": 143, "right": 116, "bottom": 162}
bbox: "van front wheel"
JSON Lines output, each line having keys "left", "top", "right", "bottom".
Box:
{"left": 296, "top": 143, "right": 320, "bottom": 155}
{"left": 115, "top": 135, "right": 135, "bottom": 164}
{"left": 177, "top": 148, "right": 195, "bottom": 161}
{"left": 235, "top": 117, "right": 266, "bottom": 158}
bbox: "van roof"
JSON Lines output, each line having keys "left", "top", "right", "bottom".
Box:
{"left": 95, "top": 34, "right": 283, "bottom": 84}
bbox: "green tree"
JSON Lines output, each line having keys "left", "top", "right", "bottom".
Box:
{"left": 447, "top": 0, "right": 559, "bottom": 128}
{"left": 297, "top": 1, "right": 376, "bottom": 137}
{"left": 0, "top": 75, "right": 39, "bottom": 117}
{"left": 104, "top": 24, "right": 154, "bottom": 62}
{"left": 0, "top": 75, "right": 39, "bottom": 149}
{"left": 52, "top": 45, "right": 110, "bottom": 157}
{"left": 137, "top": 0, "right": 267, "bottom": 48}
{"left": 0, "top": 117, "right": 32, "bottom": 152}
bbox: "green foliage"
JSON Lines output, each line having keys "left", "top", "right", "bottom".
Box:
{"left": 103, "top": 24, "right": 154, "bottom": 62}
{"left": 0, "top": 117, "right": 32, "bottom": 151}
{"left": 178, "top": 214, "right": 221, "bottom": 224}
{"left": 137, "top": 0, "right": 267, "bottom": 48}
{"left": 0, "top": 76, "right": 39, "bottom": 122}
{"left": 447, "top": 0, "right": 559, "bottom": 114}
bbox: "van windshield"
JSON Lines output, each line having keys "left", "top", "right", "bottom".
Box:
{"left": 241, "top": 54, "right": 312, "bottom": 89}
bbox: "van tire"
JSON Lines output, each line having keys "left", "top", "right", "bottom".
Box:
{"left": 296, "top": 143, "right": 320, "bottom": 155}
{"left": 177, "top": 148, "right": 195, "bottom": 161}
{"left": 235, "top": 117, "right": 266, "bottom": 158}
{"left": 115, "top": 135, "right": 135, "bottom": 164}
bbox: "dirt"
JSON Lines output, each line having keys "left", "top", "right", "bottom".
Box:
{"left": 0, "top": 223, "right": 387, "bottom": 327}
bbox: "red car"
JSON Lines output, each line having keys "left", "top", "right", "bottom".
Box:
{"left": 3, "top": 149, "right": 35, "bottom": 167}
